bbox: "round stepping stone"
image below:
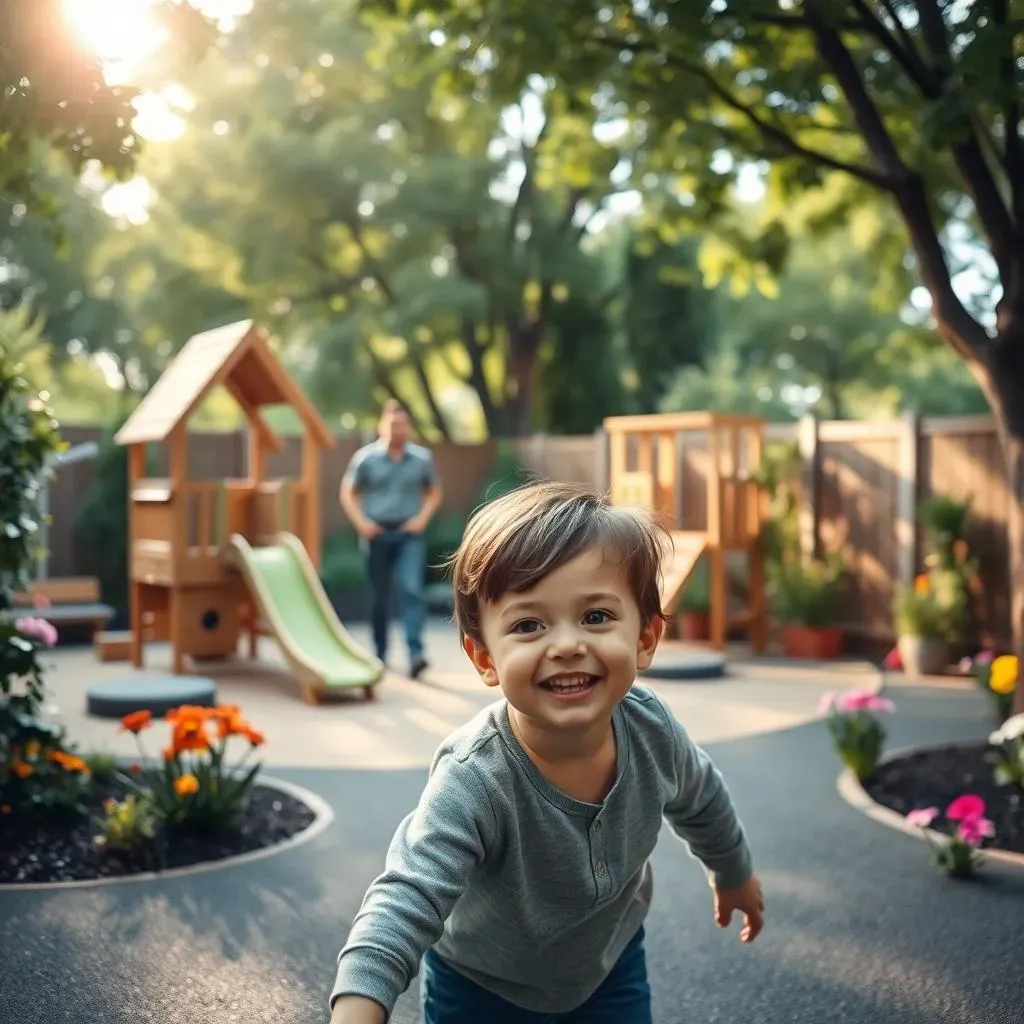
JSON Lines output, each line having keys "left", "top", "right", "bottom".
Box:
{"left": 639, "top": 652, "right": 726, "bottom": 681}
{"left": 86, "top": 674, "right": 218, "bottom": 719}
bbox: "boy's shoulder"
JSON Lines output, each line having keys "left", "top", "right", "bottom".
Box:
{"left": 621, "top": 682, "right": 677, "bottom": 727}
{"left": 431, "top": 698, "right": 508, "bottom": 770}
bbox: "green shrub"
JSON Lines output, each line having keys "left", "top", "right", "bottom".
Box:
{"left": 0, "top": 346, "right": 90, "bottom": 816}
{"left": 768, "top": 553, "right": 846, "bottom": 628}
{"left": 320, "top": 528, "right": 364, "bottom": 593}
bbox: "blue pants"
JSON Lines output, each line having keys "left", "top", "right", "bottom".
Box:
{"left": 420, "top": 927, "right": 652, "bottom": 1023}
{"left": 363, "top": 530, "right": 426, "bottom": 662}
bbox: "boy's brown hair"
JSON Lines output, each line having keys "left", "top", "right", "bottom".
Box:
{"left": 449, "top": 481, "right": 669, "bottom": 643}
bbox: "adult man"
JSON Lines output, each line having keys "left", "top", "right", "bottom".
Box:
{"left": 340, "top": 400, "right": 442, "bottom": 678}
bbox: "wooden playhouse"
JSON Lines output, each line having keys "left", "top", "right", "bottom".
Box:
{"left": 603, "top": 411, "right": 767, "bottom": 653}
{"left": 105, "top": 320, "right": 383, "bottom": 701}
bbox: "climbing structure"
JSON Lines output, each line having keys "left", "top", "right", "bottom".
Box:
{"left": 112, "top": 320, "right": 383, "bottom": 701}
{"left": 603, "top": 411, "right": 767, "bottom": 653}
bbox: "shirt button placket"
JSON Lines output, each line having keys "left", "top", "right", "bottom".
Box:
{"left": 592, "top": 817, "right": 609, "bottom": 898}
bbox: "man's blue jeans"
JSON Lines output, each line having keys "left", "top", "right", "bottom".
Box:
{"left": 420, "top": 926, "right": 653, "bottom": 1023}
{"left": 362, "top": 529, "right": 426, "bottom": 663}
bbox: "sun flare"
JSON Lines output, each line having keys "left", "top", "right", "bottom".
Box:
{"left": 61, "top": 0, "right": 169, "bottom": 66}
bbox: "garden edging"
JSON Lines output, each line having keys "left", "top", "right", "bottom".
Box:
{"left": 0, "top": 774, "right": 334, "bottom": 892}
{"left": 835, "top": 743, "right": 1024, "bottom": 872}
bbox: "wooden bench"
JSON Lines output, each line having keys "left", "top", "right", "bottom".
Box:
{"left": 8, "top": 577, "right": 115, "bottom": 639}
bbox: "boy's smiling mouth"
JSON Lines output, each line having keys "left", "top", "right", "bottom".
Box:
{"left": 538, "top": 672, "right": 601, "bottom": 698}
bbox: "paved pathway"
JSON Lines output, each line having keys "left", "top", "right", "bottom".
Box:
{"left": 1, "top": 674, "right": 1021, "bottom": 1024}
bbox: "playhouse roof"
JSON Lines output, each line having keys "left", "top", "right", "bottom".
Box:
{"left": 115, "top": 320, "right": 335, "bottom": 451}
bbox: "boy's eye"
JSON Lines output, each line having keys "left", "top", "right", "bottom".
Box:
{"left": 511, "top": 619, "right": 543, "bottom": 634}
{"left": 583, "top": 609, "right": 613, "bottom": 626}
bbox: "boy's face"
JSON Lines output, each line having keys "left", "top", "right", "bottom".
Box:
{"left": 463, "top": 545, "right": 663, "bottom": 734}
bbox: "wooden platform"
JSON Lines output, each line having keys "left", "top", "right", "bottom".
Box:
{"left": 94, "top": 630, "right": 133, "bottom": 663}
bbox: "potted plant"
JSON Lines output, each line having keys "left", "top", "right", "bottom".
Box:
{"left": 768, "top": 553, "right": 846, "bottom": 659}
{"left": 677, "top": 561, "right": 710, "bottom": 641}
{"left": 892, "top": 573, "right": 964, "bottom": 676}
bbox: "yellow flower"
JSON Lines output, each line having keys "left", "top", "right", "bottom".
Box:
{"left": 174, "top": 774, "right": 200, "bottom": 797}
{"left": 989, "top": 655, "right": 1019, "bottom": 695}
{"left": 24, "top": 740, "right": 40, "bottom": 760}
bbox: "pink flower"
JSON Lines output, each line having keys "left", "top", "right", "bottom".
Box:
{"left": 883, "top": 648, "right": 902, "bottom": 670}
{"left": 956, "top": 816, "right": 995, "bottom": 847}
{"left": 906, "top": 807, "right": 938, "bottom": 829}
{"left": 957, "top": 656, "right": 974, "bottom": 674}
{"left": 835, "top": 689, "right": 896, "bottom": 713}
{"left": 975, "top": 650, "right": 995, "bottom": 665}
{"left": 817, "top": 692, "right": 836, "bottom": 715}
{"left": 32, "top": 593, "right": 51, "bottom": 610}
{"left": 946, "top": 794, "right": 986, "bottom": 822}
{"left": 15, "top": 616, "right": 58, "bottom": 648}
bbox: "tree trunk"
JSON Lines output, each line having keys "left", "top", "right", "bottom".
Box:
{"left": 986, "top": 335, "right": 1024, "bottom": 716}
{"left": 503, "top": 321, "right": 544, "bottom": 437}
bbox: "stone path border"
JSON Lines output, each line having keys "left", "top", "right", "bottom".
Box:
{"left": 836, "top": 742, "right": 1024, "bottom": 873}
{"left": 0, "top": 774, "right": 335, "bottom": 893}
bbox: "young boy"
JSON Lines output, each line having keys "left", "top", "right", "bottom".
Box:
{"left": 329, "top": 482, "right": 764, "bottom": 1023}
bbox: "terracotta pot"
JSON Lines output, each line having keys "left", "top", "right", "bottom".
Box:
{"left": 781, "top": 624, "right": 844, "bottom": 660}
{"left": 677, "top": 611, "right": 710, "bottom": 641}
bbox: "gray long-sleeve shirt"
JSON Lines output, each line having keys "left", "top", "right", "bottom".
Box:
{"left": 331, "top": 685, "right": 753, "bottom": 1017}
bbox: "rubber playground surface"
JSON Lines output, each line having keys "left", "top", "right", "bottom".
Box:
{"left": 2, "top": 627, "right": 1021, "bottom": 1023}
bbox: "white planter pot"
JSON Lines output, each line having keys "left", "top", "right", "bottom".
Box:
{"left": 897, "top": 635, "right": 949, "bottom": 677}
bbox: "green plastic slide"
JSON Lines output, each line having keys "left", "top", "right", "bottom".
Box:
{"left": 223, "top": 532, "right": 383, "bottom": 700}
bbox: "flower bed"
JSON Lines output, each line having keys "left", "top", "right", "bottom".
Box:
{"left": 863, "top": 743, "right": 1023, "bottom": 856}
{"left": 0, "top": 774, "right": 315, "bottom": 884}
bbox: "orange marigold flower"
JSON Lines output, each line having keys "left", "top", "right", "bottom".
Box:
{"left": 165, "top": 705, "right": 213, "bottom": 725}
{"left": 120, "top": 710, "right": 153, "bottom": 734}
{"left": 914, "top": 574, "right": 930, "bottom": 595}
{"left": 171, "top": 718, "right": 210, "bottom": 755}
{"left": 49, "top": 751, "right": 90, "bottom": 774}
{"left": 215, "top": 712, "right": 248, "bottom": 740}
{"left": 162, "top": 746, "right": 176, "bottom": 761}
{"left": 128, "top": 762, "right": 142, "bottom": 774}
{"left": 11, "top": 761, "right": 33, "bottom": 779}
{"left": 241, "top": 726, "right": 265, "bottom": 747}
{"left": 174, "top": 774, "right": 200, "bottom": 796}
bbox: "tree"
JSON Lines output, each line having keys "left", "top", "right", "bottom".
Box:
{"left": 619, "top": 230, "right": 717, "bottom": 412}
{"left": 115, "top": 0, "right": 659, "bottom": 437}
{"left": 391, "top": 0, "right": 1024, "bottom": 709}
{"left": 0, "top": 1, "right": 214, "bottom": 209}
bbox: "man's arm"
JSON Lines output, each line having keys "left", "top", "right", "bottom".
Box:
{"left": 340, "top": 456, "right": 381, "bottom": 540}
{"left": 401, "top": 456, "right": 443, "bottom": 533}
{"left": 329, "top": 756, "right": 494, "bottom": 1019}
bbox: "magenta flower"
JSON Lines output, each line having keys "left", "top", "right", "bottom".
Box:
{"left": 975, "top": 650, "right": 995, "bottom": 665}
{"left": 946, "top": 794, "right": 986, "bottom": 822}
{"left": 906, "top": 807, "right": 938, "bottom": 829}
{"left": 835, "top": 689, "right": 896, "bottom": 713}
{"left": 817, "top": 692, "right": 836, "bottom": 715}
{"left": 15, "top": 616, "right": 58, "bottom": 648}
{"left": 883, "top": 647, "right": 903, "bottom": 670}
{"left": 956, "top": 816, "right": 995, "bottom": 847}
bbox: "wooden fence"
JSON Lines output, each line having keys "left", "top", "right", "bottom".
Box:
{"left": 44, "top": 415, "right": 1014, "bottom": 646}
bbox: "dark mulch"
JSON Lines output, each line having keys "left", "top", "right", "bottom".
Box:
{"left": 864, "top": 742, "right": 1024, "bottom": 854}
{"left": 0, "top": 778, "right": 316, "bottom": 885}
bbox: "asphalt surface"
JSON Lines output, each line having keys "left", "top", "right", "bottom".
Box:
{"left": 1, "top": 683, "right": 1022, "bottom": 1024}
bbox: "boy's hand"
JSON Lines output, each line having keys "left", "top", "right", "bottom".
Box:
{"left": 713, "top": 874, "right": 764, "bottom": 943}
